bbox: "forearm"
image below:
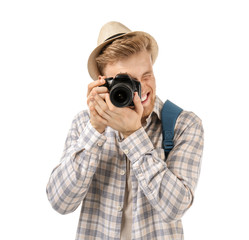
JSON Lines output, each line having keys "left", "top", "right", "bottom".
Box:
{"left": 46, "top": 149, "right": 99, "bottom": 214}
{"left": 131, "top": 154, "right": 193, "bottom": 222}
{"left": 119, "top": 120, "right": 203, "bottom": 223}
{"left": 46, "top": 120, "right": 106, "bottom": 214}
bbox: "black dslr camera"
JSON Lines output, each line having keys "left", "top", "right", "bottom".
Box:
{"left": 100, "top": 74, "right": 141, "bottom": 108}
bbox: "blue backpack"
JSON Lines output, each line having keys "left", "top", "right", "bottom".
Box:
{"left": 161, "top": 100, "right": 183, "bottom": 159}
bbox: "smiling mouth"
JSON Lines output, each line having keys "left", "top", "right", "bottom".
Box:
{"left": 141, "top": 92, "right": 150, "bottom": 104}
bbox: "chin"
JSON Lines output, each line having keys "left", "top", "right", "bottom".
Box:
{"left": 142, "top": 108, "right": 152, "bottom": 121}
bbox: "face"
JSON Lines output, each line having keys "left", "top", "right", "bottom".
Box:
{"left": 103, "top": 50, "right": 156, "bottom": 123}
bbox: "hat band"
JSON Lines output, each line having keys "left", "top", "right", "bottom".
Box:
{"left": 104, "top": 33, "right": 125, "bottom": 42}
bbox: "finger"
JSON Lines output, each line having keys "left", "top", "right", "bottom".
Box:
{"left": 105, "top": 93, "right": 120, "bottom": 114}
{"left": 98, "top": 93, "right": 107, "bottom": 100}
{"left": 89, "top": 103, "right": 108, "bottom": 125}
{"left": 87, "top": 93, "right": 95, "bottom": 106}
{"left": 94, "top": 93, "right": 112, "bottom": 116}
{"left": 94, "top": 103, "right": 111, "bottom": 121}
{"left": 88, "top": 99, "right": 95, "bottom": 111}
{"left": 87, "top": 77, "right": 106, "bottom": 96}
{"left": 91, "top": 86, "right": 109, "bottom": 96}
{"left": 133, "top": 92, "right": 144, "bottom": 116}
{"left": 88, "top": 92, "right": 106, "bottom": 104}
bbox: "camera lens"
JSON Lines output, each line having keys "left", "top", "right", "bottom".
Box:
{"left": 114, "top": 90, "right": 127, "bottom": 103}
{"left": 110, "top": 83, "right": 133, "bottom": 107}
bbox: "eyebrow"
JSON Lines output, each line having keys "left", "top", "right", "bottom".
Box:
{"left": 129, "top": 71, "right": 153, "bottom": 80}
{"left": 142, "top": 71, "right": 153, "bottom": 76}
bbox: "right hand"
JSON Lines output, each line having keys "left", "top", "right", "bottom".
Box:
{"left": 87, "top": 76, "right": 109, "bottom": 134}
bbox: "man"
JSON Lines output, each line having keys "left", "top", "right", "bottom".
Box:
{"left": 46, "top": 21, "right": 204, "bottom": 240}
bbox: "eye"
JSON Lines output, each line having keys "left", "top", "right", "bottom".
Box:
{"left": 142, "top": 74, "right": 152, "bottom": 81}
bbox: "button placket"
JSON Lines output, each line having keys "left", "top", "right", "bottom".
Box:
{"left": 117, "top": 205, "right": 123, "bottom": 212}
{"left": 120, "top": 169, "right": 126, "bottom": 175}
{"left": 124, "top": 149, "right": 129, "bottom": 155}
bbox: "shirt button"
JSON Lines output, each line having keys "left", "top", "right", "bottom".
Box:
{"left": 120, "top": 170, "right": 126, "bottom": 175}
{"left": 97, "top": 141, "right": 103, "bottom": 147}
{"left": 137, "top": 169, "right": 142, "bottom": 174}
{"left": 117, "top": 206, "right": 123, "bottom": 212}
{"left": 124, "top": 149, "right": 129, "bottom": 155}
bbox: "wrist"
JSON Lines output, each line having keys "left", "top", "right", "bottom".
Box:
{"left": 90, "top": 120, "right": 105, "bottom": 134}
{"left": 122, "top": 125, "right": 142, "bottom": 139}
{"left": 96, "top": 128, "right": 105, "bottom": 134}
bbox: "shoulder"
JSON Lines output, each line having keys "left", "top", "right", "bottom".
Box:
{"left": 174, "top": 110, "right": 203, "bottom": 137}
{"left": 177, "top": 111, "right": 202, "bottom": 126}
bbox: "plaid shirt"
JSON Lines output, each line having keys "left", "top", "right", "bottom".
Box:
{"left": 46, "top": 96, "right": 204, "bottom": 240}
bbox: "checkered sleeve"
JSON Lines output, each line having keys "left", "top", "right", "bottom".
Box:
{"left": 46, "top": 111, "right": 107, "bottom": 215}
{"left": 119, "top": 111, "right": 204, "bottom": 223}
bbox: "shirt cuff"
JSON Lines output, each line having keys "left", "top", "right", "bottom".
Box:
{"left": 77, "top": 121, "right": 107, "bottom": 155}
{"left": 119, "top": 127, "right": 154, "bottom": 163}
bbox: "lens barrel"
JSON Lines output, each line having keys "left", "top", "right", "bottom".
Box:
{"left": 110, "top": 83, "right": 133, "bottom": 107}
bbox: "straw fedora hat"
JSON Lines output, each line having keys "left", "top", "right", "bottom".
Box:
{"left": 87, "top": 21, "right": 159, "bottom": 80}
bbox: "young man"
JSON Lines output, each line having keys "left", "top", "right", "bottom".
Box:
{"left": 46, "top": 21, "right": 204, "bottom": 240}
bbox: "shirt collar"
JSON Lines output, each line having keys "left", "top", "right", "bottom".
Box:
{"left": 143, "top": 95, "right": 163, "bottom": 128}
{"left": 152, "top": 95, "right": 163, "bottom": 120}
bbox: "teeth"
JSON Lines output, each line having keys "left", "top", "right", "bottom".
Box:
{"left": 141, "top": 94, "right": 148, "bottom": 102}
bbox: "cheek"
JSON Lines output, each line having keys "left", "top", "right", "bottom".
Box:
{"left": 149, "top": 80, "right": 156, "bottom": 94}
{"left": 152, "top": 80, "right": 156, "bottom": 94}
{"left": 141, "top": 80, "right": 154, "bottom": 90}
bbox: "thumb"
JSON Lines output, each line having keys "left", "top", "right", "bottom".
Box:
{"left": 134, "top": 92, "right": 143, "bottom": 116}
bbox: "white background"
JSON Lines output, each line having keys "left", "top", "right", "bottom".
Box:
{"left": 1, "top": 0, "right": 249, "bottom": 239}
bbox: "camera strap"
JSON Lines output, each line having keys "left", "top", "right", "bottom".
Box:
{"left": 161, "top": 100, "right": 183, "bottom": 159}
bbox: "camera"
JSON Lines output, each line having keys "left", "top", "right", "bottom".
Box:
{"left": 100, "top": 74, "right": 141, "bottom": 108}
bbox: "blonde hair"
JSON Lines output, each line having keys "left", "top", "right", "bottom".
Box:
{"left": 96, "top": 34, "right": 152, "bottom": 75}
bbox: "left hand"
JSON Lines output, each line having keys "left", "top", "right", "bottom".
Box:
{"left": 92, "top": 91, "right": 144, "bottom": 138}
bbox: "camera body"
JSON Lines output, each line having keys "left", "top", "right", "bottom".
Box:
{"left": 100, "top": 74, "right": 141, "bottom": 108}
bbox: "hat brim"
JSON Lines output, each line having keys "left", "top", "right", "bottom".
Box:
{"left": 87, "top": 31, "right": 158, "bottom": 80}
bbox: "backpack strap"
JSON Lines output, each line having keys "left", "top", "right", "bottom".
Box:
{"left": 161, "top": 100, "right": 183, "bottom": 159}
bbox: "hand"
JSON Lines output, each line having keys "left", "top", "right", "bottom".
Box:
{"left": 87, "top": 76, "right": 109, "bottom": 134}
{"left": 92, "top": 90, "right": 144, "bottom": 138}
